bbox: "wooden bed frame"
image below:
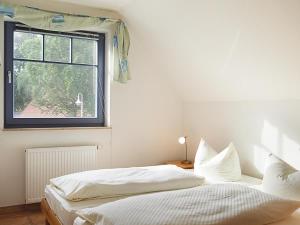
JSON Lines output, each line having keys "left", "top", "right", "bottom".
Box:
{"left": 41, "top": 198, "right": 63, "bottom": 225}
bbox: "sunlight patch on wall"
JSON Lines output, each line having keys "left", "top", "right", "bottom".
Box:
{"left": 261, "top": 120, "right": 279, "bottom": 154}
{"left": 260, "top": 120, "right": 300, "bottom": 170}
{"left": 253, "top": 145, "right": 270, "bottom": 174}
{"left": 282, "top": 134, "right": 300, "bottom": 170}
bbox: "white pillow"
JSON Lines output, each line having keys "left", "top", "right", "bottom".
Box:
{"left": 262, "top": 155, "right": 300, "bottom": 201}
{"left": 194, "top": 139, "right": 241, "bottom": 182}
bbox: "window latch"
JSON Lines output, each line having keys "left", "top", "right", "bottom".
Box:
{"left": 8, "top": 71, "right": 12, "bottom": 84}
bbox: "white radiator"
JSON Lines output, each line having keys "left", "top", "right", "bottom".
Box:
{"left": 25, "top": 145, "right": 98, "bottom": 204}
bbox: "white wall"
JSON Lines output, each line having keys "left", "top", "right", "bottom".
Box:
{"left": 116, "top": 0, "right": 300, "bottom": 179}
{"left": 184, "top": 101, "right": 300, "bottom": 178}
{"left": 117, "top": 0, "right": 300, "bottom": 178}
{"left": 0, "top": 2, "right": 183, "bottom": 207}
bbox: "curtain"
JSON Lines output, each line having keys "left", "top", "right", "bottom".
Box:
{"left": 0, "top": 4, "right": 130, "bottom": 83}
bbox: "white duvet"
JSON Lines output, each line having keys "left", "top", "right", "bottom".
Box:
{"left": 50, "top": 165, "right": 204, "bottom": 201}
{"left": 76, "top": 184, "right": 300, "bottom": 225}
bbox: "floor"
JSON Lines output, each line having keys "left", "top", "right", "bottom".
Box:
{"left": 0, "top": 204, "right": 45, "bottom": 225}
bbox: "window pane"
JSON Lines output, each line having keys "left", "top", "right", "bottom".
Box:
{"left": 14, "top": 31, "right": 43, "bottom": 60}
{"left": 45, "top": 35, "right": 71, "bottom": 63}
{"left": 72, "top": 38, "right": 98, "bottom": 65}
{"left": 13, "top": 61, "right": 97, "bottom": 118}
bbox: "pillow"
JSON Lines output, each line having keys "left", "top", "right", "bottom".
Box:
{"left": 50, "top": 165, "right": 204, "bottom": 201}
{"left": 194, "top": 138, "right": 217, "bottom": 165}
{"left": 194, "top": 139, "right": 241, "bottom": 181}
{"left": 262, "top": 154, "right": 300, "bottom": 201}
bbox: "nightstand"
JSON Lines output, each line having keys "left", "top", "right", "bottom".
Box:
{"left": 165, "top": 160, "right": 194, "bottom": 169}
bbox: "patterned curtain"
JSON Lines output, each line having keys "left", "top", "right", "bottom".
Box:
{"left": 0, "top": 4, "right": 130, "bottom": 83}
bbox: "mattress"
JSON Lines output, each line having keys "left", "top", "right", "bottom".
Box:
{"left": 45, "top": 185, "right": 125, "bottom": 225}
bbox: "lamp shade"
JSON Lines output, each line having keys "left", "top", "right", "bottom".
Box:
{"left": 178, "top": 137, "right": 186, "bottom": 144}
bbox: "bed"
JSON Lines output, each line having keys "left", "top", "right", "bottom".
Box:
{"left": 72, "top": 211, "right": 300, "bottom": 225}
{"left": 41, "top": 167, "right": 300, "bottom": 225}
{"left": 44, "top": 185, "right": 125, "bottom": 225}
{"left": 42, "top": 165, "right": 204, "bottom": 225}
{"left": 41, "top": 190, "right": 300, "bottom": 225}
{"left": 72, "top": 184, "right": 300, "bottom": 225}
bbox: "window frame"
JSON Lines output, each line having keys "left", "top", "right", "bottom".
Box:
{"left": 4, "top": 22, "right": 105, "bottom": 128}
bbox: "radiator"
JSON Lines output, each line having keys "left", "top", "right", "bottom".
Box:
{"left": 25, "top": 145, "right": 98, "bottom": 204}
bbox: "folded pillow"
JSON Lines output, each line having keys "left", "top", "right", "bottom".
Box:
{"left": 194, "top": 139, "right": 241, "bottom": 181}
{"left": 50, "top": 165, "right": 204, "bottom": 201}
{"left": 262, "top": 155, "right": 300, "bottom": 201}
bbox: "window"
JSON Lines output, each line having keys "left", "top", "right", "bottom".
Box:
{"left": 4, "top": 22, "right": 105, "bottom": 128}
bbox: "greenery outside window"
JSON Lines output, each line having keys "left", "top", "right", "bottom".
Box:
{"left": 4, "top": 22, "right": 105, "bottom": 128}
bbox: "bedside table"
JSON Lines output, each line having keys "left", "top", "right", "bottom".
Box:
{"left": 165, "top": 160, "right": 194, "bottom": 169}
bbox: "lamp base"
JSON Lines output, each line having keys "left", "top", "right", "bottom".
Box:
{"left": 181, "top": 160, "right": 192, "bottom": 164}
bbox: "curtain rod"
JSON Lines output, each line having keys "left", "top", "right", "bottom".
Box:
{"left": 15, "top": 23, "right": 101, "bottom": 39}
{"left": 1, "top": 2, "right": 121, "bottom": 21}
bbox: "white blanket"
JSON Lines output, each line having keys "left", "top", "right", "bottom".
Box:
{"left": 50, "top": 165, "right": 204, "bottom": 201}
{"left": 76, "top": 184, "right": 300, "bottom": 225}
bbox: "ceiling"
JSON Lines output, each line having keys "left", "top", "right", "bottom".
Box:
{"left": 120, "top": 0, "right": 300, "bottom": 101}
{"left": 59, "top": 0, "right": 300, "bottom": 101}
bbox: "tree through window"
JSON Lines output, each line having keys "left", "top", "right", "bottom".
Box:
{"left": 4, "top": 22, "right": 105, "bottom": 128}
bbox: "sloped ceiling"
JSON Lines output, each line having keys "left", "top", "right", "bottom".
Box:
{"left": 62, "top": 0, "right": 300, "bottom": 101}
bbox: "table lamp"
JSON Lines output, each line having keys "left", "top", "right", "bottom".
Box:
{"left": 178, "top": 136, "right": 191, "bottom": 164}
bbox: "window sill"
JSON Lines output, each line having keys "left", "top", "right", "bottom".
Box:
{"left": 2, "top": 126, "right": 112, "bottom": 131}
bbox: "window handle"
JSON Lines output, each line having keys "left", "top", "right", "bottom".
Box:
{"left": 8, "top": 71, "right": 12, "bottom": 84}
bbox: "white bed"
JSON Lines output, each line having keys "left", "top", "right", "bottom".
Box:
{"left": 45, "top": 185, "right": 125, "bottom": 225}
{"left": 45, "top": 173, "right": 262, "bottom": 225}
{"left": 45, "top": 165, "right": 203, "bottom": 225}
{"left": 74, "top": 184, "right": 300, "bottom": 225}
{"left": 45, "top": 166, "right": 300, "bottom": 225}
{"left": 73, "top": 204, "right": 300, "bottom": 225}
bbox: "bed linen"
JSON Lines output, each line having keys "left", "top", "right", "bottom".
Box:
{"left": 47, "top": 173, "right": 262, "bottom": 225}
{"left": 76, "top": 184, "right": 300, "bottom": 225}
{"left": 73, "top": 209, "right": 300, "bottom": 225}
{"left": 74, "top": 210, "right": 300, "bottom": 225}
{"left": 45, "top": 185, "right": 126, "bottom": 225}
{"left": 50, "top": 165, "right": 204, "bottom": 201}
{"left": 186, "top": 169, "right": 262, "bottom": 186}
